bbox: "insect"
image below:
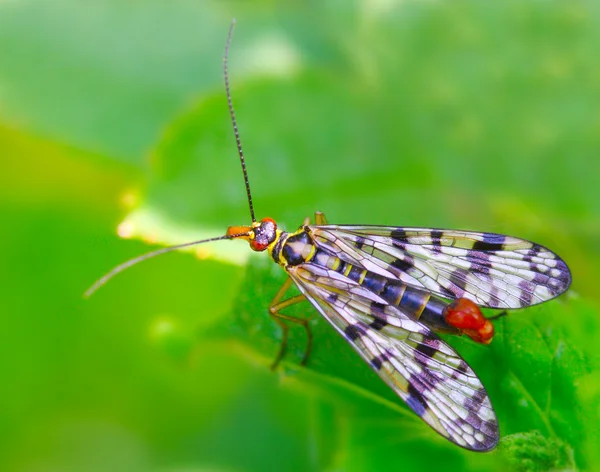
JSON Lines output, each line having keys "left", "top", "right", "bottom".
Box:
{"left": 86, "top": 20, "right": 572, "bottom": 452}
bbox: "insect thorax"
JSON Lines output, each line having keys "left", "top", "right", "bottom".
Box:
{"left": 270, "top": 228, "right": 315, "bottom": 267}
{"left": 269, "top": 226, "right": 466, "bottom": 335}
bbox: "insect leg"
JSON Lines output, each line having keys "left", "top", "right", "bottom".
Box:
{"left": 268, "top": 277, "right": 313, "bottom": 370}
{"left": 488, "top": 310, "right": 508, "bottom": 321}
{"left": 314, "top": 211, "right": 328, "bottom": 225}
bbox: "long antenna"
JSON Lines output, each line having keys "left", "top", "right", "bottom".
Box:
{"left": 85, "top": 21, "right": 257, "bottom": 299}
{"left": 224, "top": 18, "right": 256, "bottom": 223}
{"left": 84, "top": 231, "right": 250, "bottom": 298}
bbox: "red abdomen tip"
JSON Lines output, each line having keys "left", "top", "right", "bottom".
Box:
{"left": 443, "top": 298, "right": 494, "bottom": 344}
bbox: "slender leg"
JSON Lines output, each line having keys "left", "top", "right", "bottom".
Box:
{"left": 488, "top": 310, "right": 508, "bottom": 321}
{"left": 315, "top": 211, "right": 328, "bottom": 225}
{"left": 268, "top": 277, "right": 313, "bottom": 370}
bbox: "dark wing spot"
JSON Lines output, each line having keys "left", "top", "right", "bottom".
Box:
{"left": 429, "top": 230, "right": 443, "bottom": 254}
{"left": 438, "top": 284, "right": 458, "bottom": 298}
{"left": 456, "top": 360, "right": 470, "bottom": 375}
{"left": 391, "top": 228, "right": 408, "bottom": 241}
{"left": 465, "top": 250, "right": 494, "bottom": 264}
{"left": 532, "top": 272, "right": 550, "bottom": 286}
{"left": 465, "top": 412, "right": 482, "bottom": 429}
{"left": 369, "top": 316, "right": 387, "bottom": 331}
{"left": 391, "top": 229, "right": 408, "bottom": 249}
{"left": 472, "top": 234, "right": 506, "bottom": 252}
{"left": 473, "top": 388, "right": 487, "bottom": 404}
{"left": 370, "top": 301, "right": 387, "bottom": 313}
{"left": 449, "top": 270, "right": 469, "bottom": 292}
{"left": 468, "top": 259, "right": 491, "bottom": 276}
{"left": 554, "top": 260, "right": 572, "bottom": 284}
{"left": 370, "top": 350, "right": 392, "bottom": 370}
{"left": 488, "top": 284, "right": 502, "bottom": 307}
{"left": 464, "top": 388, "right": 487, "bottom": 410}
{"left": 522, "top": 253, "right": 534, "bottom": 263}
{"left": 344, "top": 324, "right": 366, "bottom": 341}
{"left": 390, "top": 257, "right": 413, "bottom": 273}
{"left": 518, "top": 280, "right": 534, "bottom": 306}
{"left": 415, "top": 342, "right": 437, "bottom": 360}
{"left": 354, "top": 236, "right": 366, "bottom": 251}
{"left": 480, "top": 418, "right": 498, "bottom": 438}
{"left": 406, "top": 384, "right": 427, "bottom": 417}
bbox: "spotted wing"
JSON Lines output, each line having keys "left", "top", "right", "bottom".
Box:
{"left": 310, "top": 225, "right": 571, "bottom": 309}
{"left": 286, "top": 262, "right": 499, "bottom": 451}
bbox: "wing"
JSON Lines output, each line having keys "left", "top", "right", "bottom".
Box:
{"left": 286, "top": 262, "right": 499, "bottom": 451}
{"left": 310, "top": 225, "right": 571, "bottom": 309}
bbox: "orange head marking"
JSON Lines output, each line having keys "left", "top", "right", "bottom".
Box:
{"left": 226, "top": 217, "right": 277, "bottom": 252}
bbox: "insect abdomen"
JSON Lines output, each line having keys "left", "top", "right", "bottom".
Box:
{"left": 307, "top": 246, "right": 459, "bottom": 333}
{"left": 278, "top": 231, "right": 481, "bottom": 338}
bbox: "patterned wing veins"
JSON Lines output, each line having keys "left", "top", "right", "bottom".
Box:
{"left": 310, "top": 225, "right": 571, "bottom": 309}
{"left": 287, "top": 262, "right": 499, "bottom": 451}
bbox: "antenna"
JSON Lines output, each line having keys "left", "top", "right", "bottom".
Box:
{"left": 84, "top": 231, "right": 251, "bottom": 298}
{"left": 224, "top": 18, "right": 256, "bottom": 223}
{"left": 84, "top": 21, "right": 257, "bottom": 299}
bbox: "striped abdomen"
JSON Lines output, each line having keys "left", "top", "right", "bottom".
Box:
{"left": 274, "top": 229, "right": 459, "bottom": 334}
{"left": 311, "top": 246, "right": 459, "bottom": 334}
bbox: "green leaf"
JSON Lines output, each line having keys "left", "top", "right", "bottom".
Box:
{"left": 3, "top": 1, "right": 600, "bottom": 471}
{"left": 501, "top": 431, "right": 576, "bottom": 472}
{"left": 192, "top": 257, "right": 593, "bottom": 470}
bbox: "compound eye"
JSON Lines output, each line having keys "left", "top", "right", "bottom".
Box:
{"left": 261, "top": 217, "right": 276, "bottom": 228}
{"left": 250, "top": 239, "right": 269, "bottom": 251}
{"left": 248, "top": 217, "right": 277, "bottom": 252}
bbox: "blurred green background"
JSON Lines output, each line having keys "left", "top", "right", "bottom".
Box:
{"left": 1, "top": 1, "right": 599, "bottom": 471}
